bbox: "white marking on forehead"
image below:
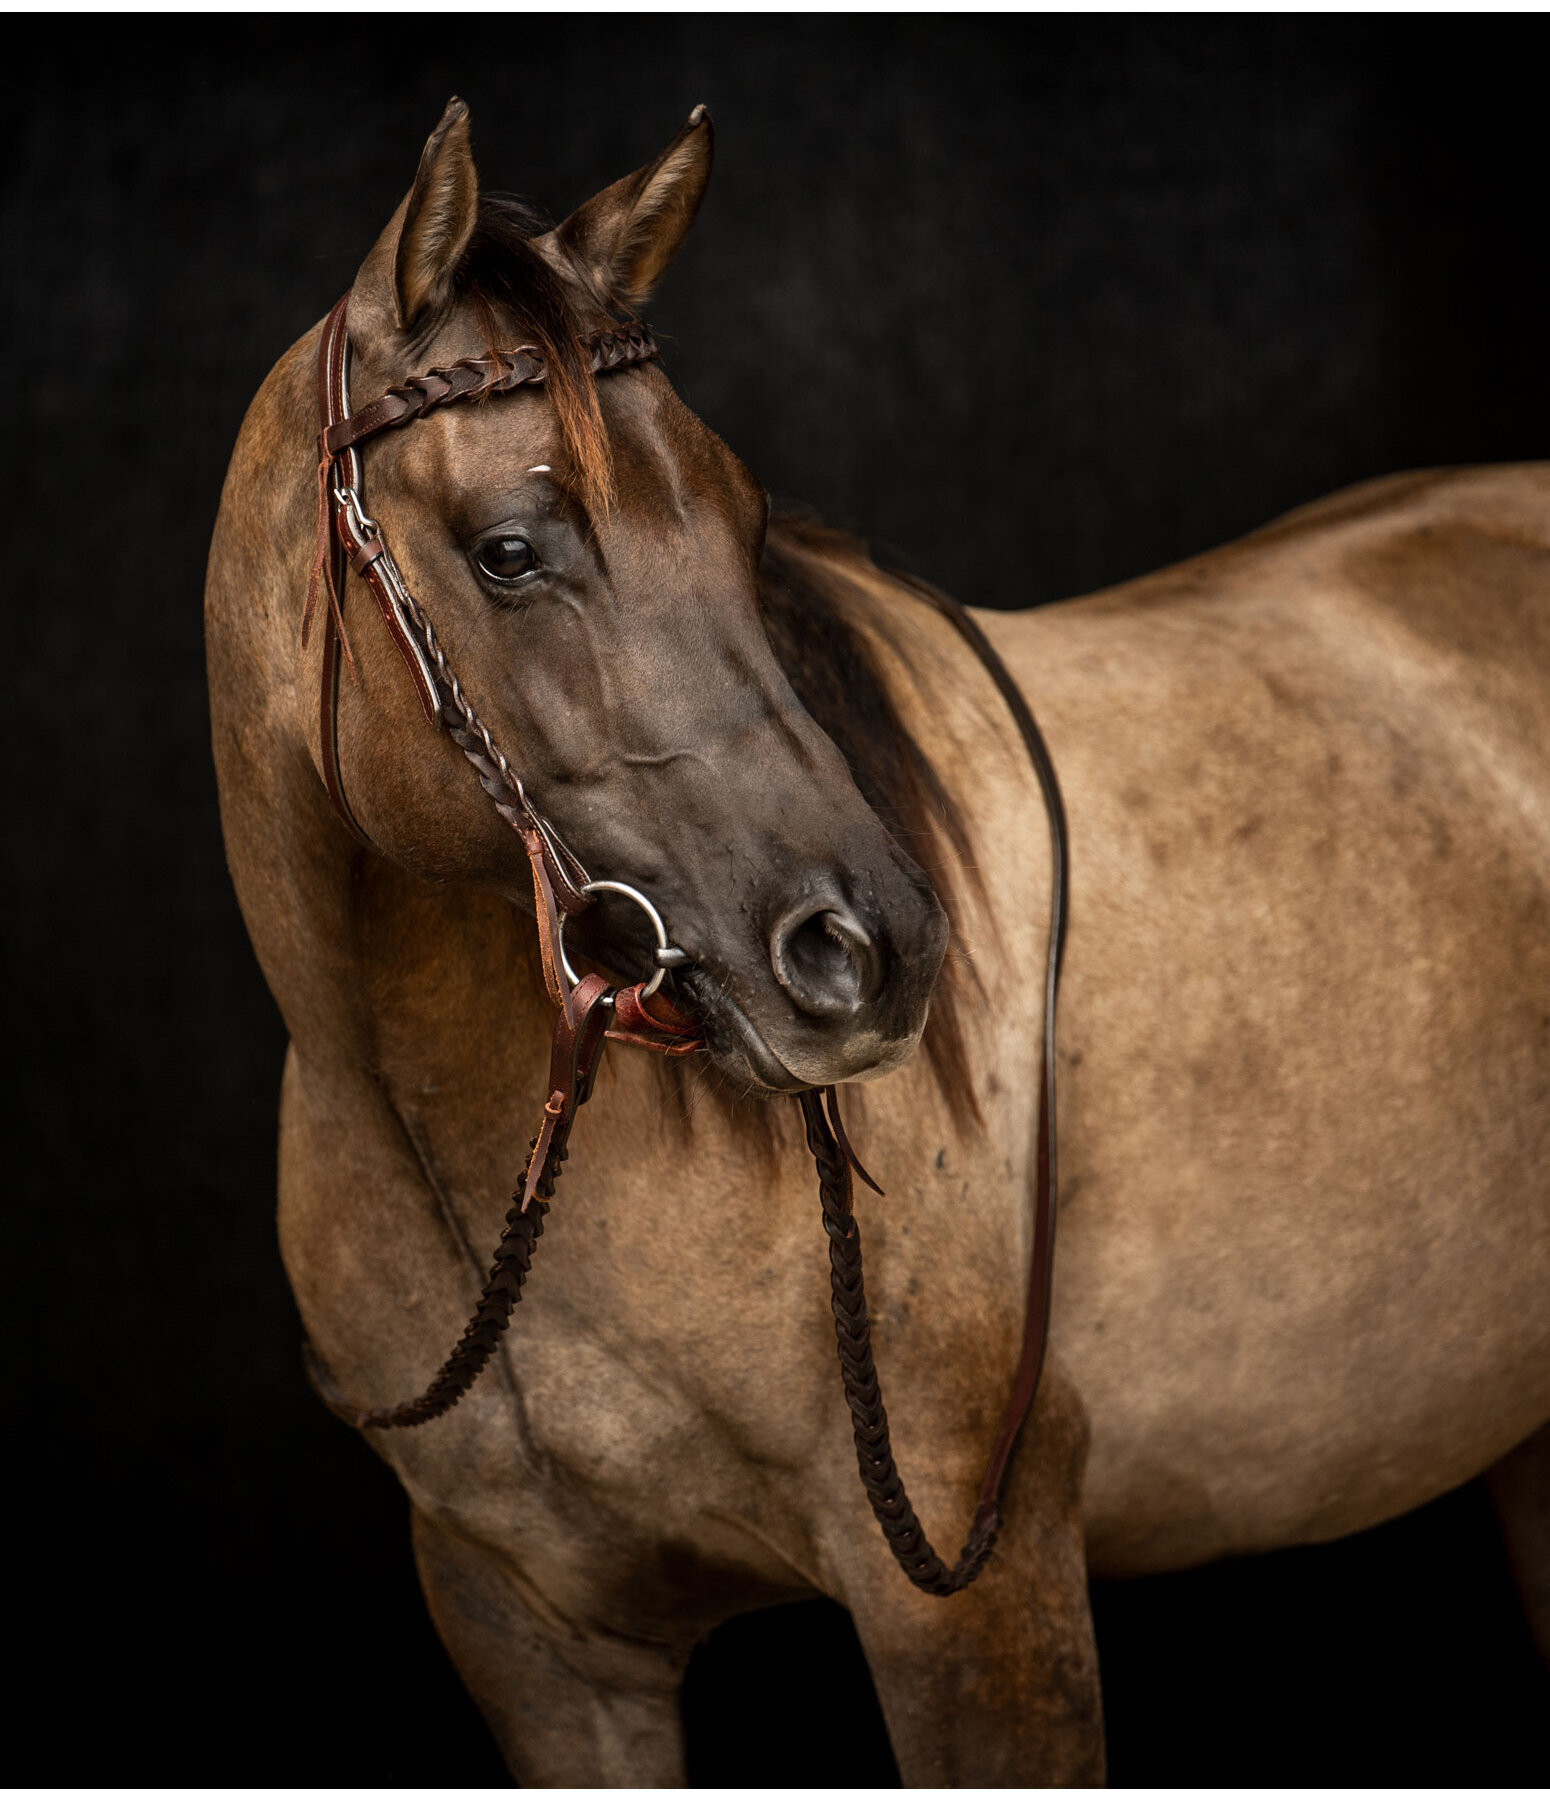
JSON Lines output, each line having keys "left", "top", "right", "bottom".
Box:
{"left": 526, "top": 464, "right": 552, "bottom": 475}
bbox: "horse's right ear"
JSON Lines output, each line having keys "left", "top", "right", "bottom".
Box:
{"left": 351, "top": 98, "right": 479, "bottom": 342}
{"left": 394, "top": 98, "right": 479, "bottom": 328}
{"left": 549, "top": 105, "right": 713, "bottom": 311}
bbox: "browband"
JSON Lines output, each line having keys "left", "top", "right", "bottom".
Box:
{"left": 322, "top": 318, "right": 658, "bottom": 459}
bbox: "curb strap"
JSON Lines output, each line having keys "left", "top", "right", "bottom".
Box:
{"left": 607, "top": 981, "right": 703, "bottom": 1056}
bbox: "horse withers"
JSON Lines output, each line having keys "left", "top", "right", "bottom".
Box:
{"left": 206, "top": 98, "right": 1550, "bottom": 1783}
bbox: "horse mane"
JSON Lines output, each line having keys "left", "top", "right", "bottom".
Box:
{"left": 452, "top": 203, "right": 983, "bottom": 1139}
{"left": 758, "top": 505, "right": 985, "bottom": 1128}
{"left": 658, "top": 505, "right": 987, "bottom": 1147}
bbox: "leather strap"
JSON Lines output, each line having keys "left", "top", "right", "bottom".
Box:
{"left": 332, "top": 972, "right": 617, "bottom": 1432}
{"left": 306, "top": 293, "right": 627, "bottom": 922}
{"left": 917, "top": 586, "right": 1067, "bottom": 1534}
{"left": 607, "top": 982, "right": 703, "bottom": 1055}
{"left": 310, "top": 296, "right": 442, "bottom": 774}
{"left": 321, "top": 319, "right": 657, "bottom": 459}
{"left": 311, "top": 302, "right": 374, "bottom": 849}
{"left": 800, "top": 579, "right": 1068, "bottom": 1595}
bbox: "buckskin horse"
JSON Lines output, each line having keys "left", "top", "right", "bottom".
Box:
{"left": 205, "top": 99, "right": 1550, "bottom": 1784}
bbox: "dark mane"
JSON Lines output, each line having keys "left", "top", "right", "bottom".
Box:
{"left": 758, "top": 504, "right": 985, "bottom": 1130}
{"left": 653, "top": 505, "right": 985, "bottom": 1150}
{"left": 454, "top": 194, "right": 615, "bottom": 517}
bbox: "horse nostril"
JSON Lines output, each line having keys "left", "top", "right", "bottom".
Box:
{"left": 770, "top": 903, "right": 882, "bottom": 1018}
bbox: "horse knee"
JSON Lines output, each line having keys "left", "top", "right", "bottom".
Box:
{"left": 411, "top": 1511, "right": 688, "bottom": 1786}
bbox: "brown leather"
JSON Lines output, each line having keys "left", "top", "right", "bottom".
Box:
{"left": 317, "top": 618, "right": 373, "bottom": 849}
{"left": 607, "top": 981, "right": 702, "bottom": 1054}
{"left": 312, "top": 301, "right": 374, "bottom": 850}
{"left": 317, "top": 295, "right": 441, "bottom": 734}
{"left": 802, "top": 1087, "right": 998, "bottom": 1594}
{"left": 336, "top": 972, "right": 616, "bottom": 1432}
{"left": 309, "top": 293, "right": 641, "bottom": 921}
{"left": 795, "top": 579, "right": 1068, "bottom": 1596}
{"left": 898, "top": 580, "right": 1067, "bottom": 1544}
{"left": 321, "top": 321, "right": 657, "bottom": 459}
{"left": 522, "top": 821, "right": 576, "bottom": 1028}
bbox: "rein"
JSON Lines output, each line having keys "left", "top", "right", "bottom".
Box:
{"left": 305, "top": 292, "right": 1068, "bottom": 1596}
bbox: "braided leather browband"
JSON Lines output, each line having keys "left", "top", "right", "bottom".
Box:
{"left": 303, "top": 290, "right": 1068, "bottom": 1599}
{"left": 322, "top": 317, "right": 658, "bottom": 460}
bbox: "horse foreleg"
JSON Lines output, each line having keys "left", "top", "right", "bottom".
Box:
{"left": 410, "top": 1509, "right": 688, "bottom": 1787}
{"left": 1488, "top": 1418, "right": 1550, "bottom": 1669}
{"left": 838, "top": 1362, "right": 1104, "bottom": 1785}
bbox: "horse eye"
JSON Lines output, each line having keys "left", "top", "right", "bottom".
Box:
{"left": 476, "top": 536, "right": 538, "bottom": 583}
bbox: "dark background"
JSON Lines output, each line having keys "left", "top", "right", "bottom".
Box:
{"left": 8, "top": 15, "right": 1548, "bottom": 1786}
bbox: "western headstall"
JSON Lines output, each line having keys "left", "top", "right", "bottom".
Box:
{"left": 306, "top": 291, "right": 1069, "bottom": 1597}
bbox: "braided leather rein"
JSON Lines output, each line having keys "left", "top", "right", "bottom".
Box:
{"left": 305, "top": 291, "right": 1068, "bottom": 1597}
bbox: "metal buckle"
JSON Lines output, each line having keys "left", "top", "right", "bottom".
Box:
{"left": 333, "top": 482, "right": 376, "bottom": 542}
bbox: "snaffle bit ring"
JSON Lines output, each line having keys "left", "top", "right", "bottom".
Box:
{"left": 556, "top": 879, "right": 685, "bottom": 1001}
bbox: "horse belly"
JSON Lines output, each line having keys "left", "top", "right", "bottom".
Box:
{"left": 1064, "top": 1098, "right": 1550, "bottom": 1580}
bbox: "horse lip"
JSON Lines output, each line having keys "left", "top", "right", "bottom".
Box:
{"left": 677, "top": 966, "right": 807, "bottom": 1094}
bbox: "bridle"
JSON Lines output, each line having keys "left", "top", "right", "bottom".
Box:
{"left": 304, "top": 290, "right": 1069, "bottom": 1598}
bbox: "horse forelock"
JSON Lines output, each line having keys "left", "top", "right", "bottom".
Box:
{"left": 453, "top": 194, "right": 616, "bottom": 520}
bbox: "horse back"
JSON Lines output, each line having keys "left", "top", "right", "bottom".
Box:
{"left": 993, "top": 461, "right": 1550, "bottom": 873}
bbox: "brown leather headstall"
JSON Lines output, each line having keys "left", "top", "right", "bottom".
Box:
{"left": 300, "top": 290, "right": 1069, "bottom": 1603}
{"left": 303, "top": 293, "right": 657, "bottom": 880}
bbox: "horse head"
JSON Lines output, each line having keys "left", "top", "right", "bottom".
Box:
{"left": 306, "top": 98, "right": 948, "bottom": 1093}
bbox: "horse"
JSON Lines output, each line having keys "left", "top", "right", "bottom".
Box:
{"left": 205, "top": 98, "right": 1550, "bottom": 1784}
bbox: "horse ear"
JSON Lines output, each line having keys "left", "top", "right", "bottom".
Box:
{"left": 392, "top": 97, "right": 479, "bottom": 330}
{"left": 551, "top": 105, "right": 713, "bottom": 311}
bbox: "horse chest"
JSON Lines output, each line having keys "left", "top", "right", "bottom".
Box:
{"left": 374, "top": 1284, "right": 827, "bottom": 1622}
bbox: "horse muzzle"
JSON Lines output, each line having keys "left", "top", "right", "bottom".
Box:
{"left": 676, "top": 871, "right": 949, "bottom": 1092}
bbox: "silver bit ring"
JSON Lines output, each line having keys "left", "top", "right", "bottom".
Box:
{"left": 556, "top": 879, "right": 683, "bottom": 1000}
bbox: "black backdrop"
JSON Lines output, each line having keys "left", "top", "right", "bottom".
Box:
{"left": 9, "top": 15, "right": 1549, "bottom": 1787}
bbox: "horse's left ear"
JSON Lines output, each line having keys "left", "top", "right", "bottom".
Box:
{"left": 549, "top": 105, "right": 713, "bottom": 311}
